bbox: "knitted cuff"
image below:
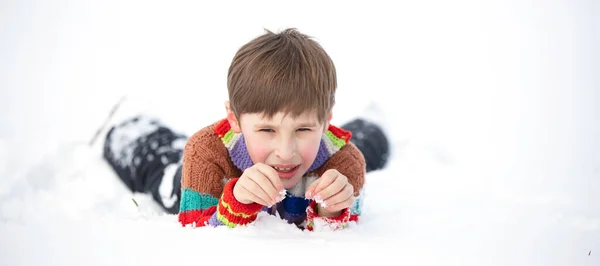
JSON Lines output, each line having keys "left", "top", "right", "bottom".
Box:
{"left": 178, "top": 206, "right": 217, "bottom": 227}
{"left": 216, "top": 178, "right": 263, "bottom": 228}
{"left": 305, "top": 200, "right": 351, "bottom": 231}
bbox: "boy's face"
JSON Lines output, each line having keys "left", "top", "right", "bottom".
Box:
{"left": 226, "top": 104, "right": 330, "bottom": 189}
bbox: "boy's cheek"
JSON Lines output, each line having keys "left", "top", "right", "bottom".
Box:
{"left": 298, "top": 138, "right": 322, "bottom": 162}
{"left": 247, "top": 145, "right": 270, "bottom": 163}
{"left": 244, "top": 137, "right": 271, "bottom": 163}
{"left": 299, "top": 146, "right": 319, "bottom": 162}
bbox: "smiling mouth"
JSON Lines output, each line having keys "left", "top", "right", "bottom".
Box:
{"left": 270, "top": 164, "right": 300, "bottom": 179}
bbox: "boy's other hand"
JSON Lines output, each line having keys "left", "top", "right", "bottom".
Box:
{"left": 233, "top": 163, "right": 285, "bottom": 206}
{"left": 305, "top": 169, "right": 354, "bottom": 217}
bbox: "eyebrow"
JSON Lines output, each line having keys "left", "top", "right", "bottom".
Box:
{"left": 296, "top": 122, "right": 319, "bottom": 128}
{"left": 255, "top": 122, "right": 319, "bottom": 128}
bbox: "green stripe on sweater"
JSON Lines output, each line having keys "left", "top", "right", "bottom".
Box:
{"left": 324, "top": 131, "right": 346, "bottom": 149}
{"left": 179, "top": 188, "right": 219, "bottom": 213}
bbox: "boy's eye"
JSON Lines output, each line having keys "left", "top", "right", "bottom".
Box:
{"left": 258, "top": 128, "right": 311, "bottom": 133}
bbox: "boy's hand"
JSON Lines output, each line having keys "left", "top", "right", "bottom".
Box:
{"left": 233, "top": 163, "right": 286, "bottom": 206}
{"left": 305, "top": 169, "right": 354, "bottom": 217}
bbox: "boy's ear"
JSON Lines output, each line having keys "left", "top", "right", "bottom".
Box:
{"left": 323, "top": 112, "right": 333, "bottom": 132}
{"left": 225, "top": 101, "right": 242, "bottom": 133}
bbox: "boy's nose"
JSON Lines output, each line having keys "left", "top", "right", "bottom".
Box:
{"left": 275, "top": 138, "right": 296, "bottom": 161}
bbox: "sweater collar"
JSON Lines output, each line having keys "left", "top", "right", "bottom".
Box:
{"left": 214, "top": 119, "right": 352, "bottom": 173}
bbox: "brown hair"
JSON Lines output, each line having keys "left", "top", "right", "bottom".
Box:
{"left": 227, "top": 28, "right": 337, "bottom": 124}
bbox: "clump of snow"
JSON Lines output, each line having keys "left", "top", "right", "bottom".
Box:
{"left": 314, "top": 196, "right": 327, "bottom": 208}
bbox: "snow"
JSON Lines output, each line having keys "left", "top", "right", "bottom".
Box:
{"left": 106, "top": 115, "right": 159, "bottom": 168}
{"left": 1, "top": 0, "right": 599, "bottom": 265}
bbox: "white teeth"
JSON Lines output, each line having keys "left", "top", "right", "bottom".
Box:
{"left": 273, "top": 166, "right": 294, "bottom": 172}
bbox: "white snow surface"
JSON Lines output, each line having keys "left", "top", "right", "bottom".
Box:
{"left": 1, "top": 0, "right": 599, "bottom": 265}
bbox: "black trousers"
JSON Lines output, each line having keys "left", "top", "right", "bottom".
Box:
{"left": 103, "top": 117, "right": 389, "bottom": 214}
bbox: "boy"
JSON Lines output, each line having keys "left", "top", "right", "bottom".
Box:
{"left": 103, "top": 28, "right": 389, "bottom": 231}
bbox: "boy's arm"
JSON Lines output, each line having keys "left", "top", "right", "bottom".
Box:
{"left": 178, "top": 126, "right": 263, "bottom": 228}
{"left": 306, "top": 142, "right": 366, "bottom": 231}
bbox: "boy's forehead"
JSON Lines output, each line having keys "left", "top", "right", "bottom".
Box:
{"left": 242, "top": 111, "right": 320, "bottom": 125}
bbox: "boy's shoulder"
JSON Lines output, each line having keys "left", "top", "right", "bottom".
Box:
{"left": 183, "top": 119, "right": 229, "bottom": 157}
{"left": 183, "top": 118, "right": 243, "bottom": 176}
{"left": 191, "top": 119, "right": 225, "bottom": 138}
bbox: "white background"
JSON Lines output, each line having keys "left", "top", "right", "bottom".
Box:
{"left": 1, "top": 0, "right": 599, "bottom": 265}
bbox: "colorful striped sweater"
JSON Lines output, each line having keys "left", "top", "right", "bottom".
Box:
{"left": 178, "top": 118, "right": 366, "bottom": 231}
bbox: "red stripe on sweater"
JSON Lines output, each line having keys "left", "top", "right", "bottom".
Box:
{"left": 217, "top": 198, "right": 259, "bottom": 225}
{"left": 327, "top": 125, "right": 352, "bottom": 143}
{"left": 178, "top": 206, "right": 217, "bottom": 227}
{"left": 214, "top": 119, "right": 231, "bottom": 138}
{"left": 220, "top": 178, "right": 263, "bottom": 215}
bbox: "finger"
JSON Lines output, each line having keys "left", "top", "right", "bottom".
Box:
{"left": 321, "top": 183, "right": 354, "bottom": 208}
{"left": 254, "top": 166, "right": 285, "bottom": 203}
{"left": 241, "top": 174, "right": 276, "bottom": 206}
{"left": 305, "top": 179, "right": 321, "bottom": 199}
{"left": 325, "top": 196, "right": 354, "bottom": 212}
{"left": 237, "top": 181, "right": 271, "bottom": 206}
{"left": 312, "top": 170, "right": 339, "bottom": 198}
{"left": 240, "top": 186, "right": 272, "bottom": 206}
{"left": 255, "top": 163, "right": 285, "bottom": 194}
{"left": 314, "top": 171, "right": 347, "bottom": 201}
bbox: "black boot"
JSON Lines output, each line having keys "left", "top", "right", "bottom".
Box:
{"left": 341, "top": 118, "right": 390, "bottom": 172}
{"left": 103, "top": 115, "right": 187, "bottom": 214}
